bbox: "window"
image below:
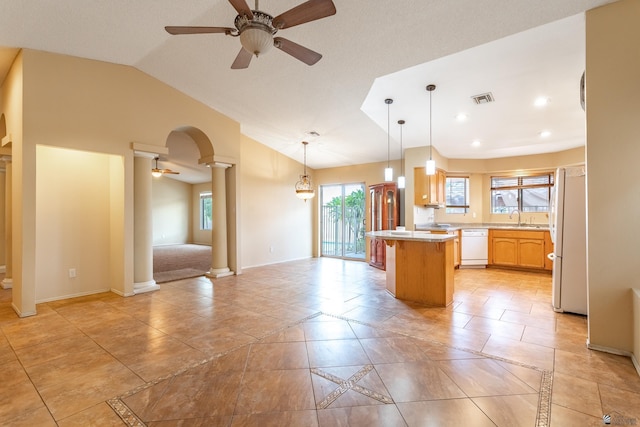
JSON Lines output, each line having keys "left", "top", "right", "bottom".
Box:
{"left": 445, "top": 176, "right": 469, "bottom": 214}
{"left": 491, "top": 173, "right": 554, "bottom": 213}
{"left": 200, "top": 192, "right": 212, "bottom": 230}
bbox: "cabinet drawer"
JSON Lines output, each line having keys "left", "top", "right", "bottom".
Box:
{"left": 491, "top": 229, "right": 544, "bottom": 240}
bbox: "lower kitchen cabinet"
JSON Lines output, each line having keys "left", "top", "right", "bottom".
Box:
{"left": 489, "top": 229, "right": 549, "bottom": 271}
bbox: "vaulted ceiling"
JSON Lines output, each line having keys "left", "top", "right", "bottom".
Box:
{"left": 0, "top": 0, "right": 612, "bottom": 178}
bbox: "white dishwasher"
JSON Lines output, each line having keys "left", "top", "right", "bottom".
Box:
{"left": 461, "top": 229, "right": 488, "bottom": 268}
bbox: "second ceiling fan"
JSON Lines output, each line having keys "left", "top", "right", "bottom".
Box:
{"left": 165, "top": 0, "right": 337, "bottom": 69}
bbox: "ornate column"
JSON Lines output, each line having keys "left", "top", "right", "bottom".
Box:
{"left": 207, "top": 164, "right": 233, "bottom": 278}
{"left": 1, "top": 156, "right": 11, "bottom": 289}
{"left": 133, "top": 155, "right": 160, "bottom": 294}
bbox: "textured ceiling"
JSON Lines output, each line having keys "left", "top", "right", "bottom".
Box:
{"left": 0, "top": 0, "right": 612, "bottom": 179}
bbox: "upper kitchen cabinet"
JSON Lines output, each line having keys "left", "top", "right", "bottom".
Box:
{"left": 369, "top": 183, "right": 399, "bottom": 270}
{"left": 414, "top": 167, "right": 446, "bottom": 207}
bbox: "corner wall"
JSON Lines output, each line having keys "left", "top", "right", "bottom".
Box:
{"left": 240, "top": 134, "right": 313, "bottom": 268}
{"left": 586, "top": 0, "right": 640, "bottom": 354}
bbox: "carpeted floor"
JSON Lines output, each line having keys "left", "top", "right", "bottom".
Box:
{"left": 153, "top": 244, "right": 211, "bottom": 283}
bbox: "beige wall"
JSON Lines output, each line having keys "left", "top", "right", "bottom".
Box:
{"left": 35, "top": 145, "right": 118, "bottom": 302}
{"left": 240, "top": 134, "right": 314, "bottom": 268}
{"left": 586, "top": 0, "right": 640, "bottom": 355}
{"left": 151, "top": 176, "right": 192, "bottom": 246}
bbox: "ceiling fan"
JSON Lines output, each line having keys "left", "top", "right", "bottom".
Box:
{"left": 152, "top": 157, "right": 180, "bottom": 177}
{"left": 165, "top": 0, "right": 336, "bottom": 69}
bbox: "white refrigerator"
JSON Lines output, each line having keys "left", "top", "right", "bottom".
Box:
{"left": 548, "top": 166, "right": 587, "bottom": 315}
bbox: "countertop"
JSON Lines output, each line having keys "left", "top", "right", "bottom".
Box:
{"left": 367, "top": 230, "right": 456, "bottom": 242}
{"left": 414, "top": 223, "right": 549, "bottom": 232}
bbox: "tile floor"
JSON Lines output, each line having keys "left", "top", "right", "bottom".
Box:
{"left": 1, "top": 258, "right": 639, "bottom": 426}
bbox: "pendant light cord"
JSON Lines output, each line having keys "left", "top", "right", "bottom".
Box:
{"left": 426, "top": 84, "right": 436, "bottom": 161}
{"left": 399, "top": 120, "right": 404, "bottom": 176}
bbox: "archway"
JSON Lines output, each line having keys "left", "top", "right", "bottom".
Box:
{"left": 160, "top": 126, "right": 236, "bottom": 278}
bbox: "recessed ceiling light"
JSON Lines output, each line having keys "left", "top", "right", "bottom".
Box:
{"left": 456, "top": 113, "right": 468, "bottom": 121}
{"left": 471, "top": 140, "right": 481, "bottom": 147}
{"left": 539, "top": 130, "right": 551, "bottom": 138}
{"left": 534, "top": 97, "right": 550, "bottom": 107}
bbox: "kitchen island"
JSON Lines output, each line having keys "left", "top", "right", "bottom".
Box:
{"left": 367, "top": 231, "right": 456, "bottom": 307}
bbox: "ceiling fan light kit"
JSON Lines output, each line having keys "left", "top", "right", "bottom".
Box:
{"left": 165, "top": 0, "right": 336, "bottom": 69}
{"left": 152, "top": 157, "right": 180, "bottom": 177}
{"left": 236, "top": 11, "right": 274, "bottom": 56}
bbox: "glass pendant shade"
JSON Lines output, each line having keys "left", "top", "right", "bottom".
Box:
{"left": 397, "top": 175, "right": 406, "bottom": 189}
{"left": 295, "top": 141, "right": 315, "bottom": 201}
{"left": 295, "top": 175, "right": 315, "bottom": 200}
{"left": 384, "top": 167, "right": 393, "bottom": 182}
{"left": 426, "top": 159, "right": 436, "bottom": 176}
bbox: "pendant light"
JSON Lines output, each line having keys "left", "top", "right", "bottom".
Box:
{"left": 426, "top": 84, "right": 436, "bottom": 176}
{"left": 384, "top": 98, "right": 393, "bottom": 182}
{"left": 397, "top": 119, "right": 406, "bottom": 189}
{"left": 295, "top": 141, "right": 315, "bottom": 201}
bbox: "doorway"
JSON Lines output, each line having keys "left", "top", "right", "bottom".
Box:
{"left": 320, "top": 183, "right": 366, "bottom": 260}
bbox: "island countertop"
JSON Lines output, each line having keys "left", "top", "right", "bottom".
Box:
{"left": 367, "top": 230, "right": 456, "bottom": 242}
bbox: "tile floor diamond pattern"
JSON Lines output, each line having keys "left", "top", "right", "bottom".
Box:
{"left": 311, "top": 364, "right": 394, "bottom": 409}
{"left": 1, "top": 258, "right": 639, "bottom": 426}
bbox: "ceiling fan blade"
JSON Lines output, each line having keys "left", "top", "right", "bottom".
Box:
{"left": 274, "top": 37, "right": 322, "bottom": 65}
{"left": 231, "top": 48, "right": 253, "bottom": 69}
{"left": 162, "top": 170, "right": 180, "bottom": 175}
{"left": 165, "top": 26, "right": 234, "bottom": 35}
{"left": 272, "top": 0, "right": 336, "bottom": 29}
{"left": 228, "top": 0, "right": 254, "bottom": 19}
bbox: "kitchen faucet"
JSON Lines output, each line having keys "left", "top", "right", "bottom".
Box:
{"left": 509, "top": 208, "right": 521, "bottom": 226}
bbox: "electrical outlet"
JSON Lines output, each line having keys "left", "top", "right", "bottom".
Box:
{"left": 69, "top": 268, "right": 76, "bottom": 278}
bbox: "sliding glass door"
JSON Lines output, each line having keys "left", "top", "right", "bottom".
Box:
{"left": 320, "top": 183, "right": 366, "bottom": 260}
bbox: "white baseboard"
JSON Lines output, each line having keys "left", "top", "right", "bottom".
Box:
{"left": 12, "top": 302, "right": 36, "bottom": 318}
{"left": 632, "top": 354, "right": 640, "bottom": 378}
{"left": 586, "top": 340, "right": 634, "bottom": 358}
{"left": 35, "top": 288, "right": 111, "bottom": 304}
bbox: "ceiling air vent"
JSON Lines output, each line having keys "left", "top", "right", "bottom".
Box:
{"left": 471, "top": 92, "right": 495, "bottom": 104}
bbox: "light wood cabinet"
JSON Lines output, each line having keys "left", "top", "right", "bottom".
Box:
{"left": 429, "top": 229, "right": 460, "bottom": 267}
{"left": 369, "top": 183, "right": 399, "bottom": 270}
{"left": 414, "top": 167, "right": 446, "bottom": 206}
{"left": 489, "top": 229, "right": 549, "bottom": 271}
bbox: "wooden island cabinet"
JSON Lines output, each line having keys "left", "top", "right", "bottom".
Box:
{"left": 367, "top": 231, "right": 455, "bottom": 307}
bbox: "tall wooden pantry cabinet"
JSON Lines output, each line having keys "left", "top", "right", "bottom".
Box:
{"left": 369, "top": 183, "right": 399, "bottom": 270}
